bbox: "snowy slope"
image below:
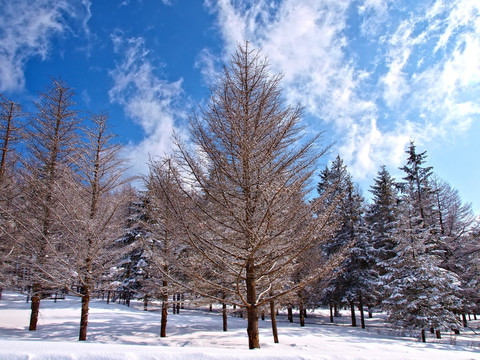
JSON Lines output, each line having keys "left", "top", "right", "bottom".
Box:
{"left": 0, "top": 292, "right": 478, "bottom": 359}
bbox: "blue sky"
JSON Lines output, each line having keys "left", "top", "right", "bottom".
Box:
{"left": 1, "top": 0, "right": 479, "bottom": 212}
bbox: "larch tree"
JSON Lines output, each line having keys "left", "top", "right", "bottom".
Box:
{"left": 151, "top": 43, "right": 341, "bottom": 349}
{"left": 456, "top": 224, "right": 480, "bottom": 318}
{"left": 432, "top": 177, "right": 478, "bottom": 320}
{"left": 0, "top": 95, "right": 23, "bottom": 292}
{"left": 0, "top": 94, "right": 22, "bottom": 182}
{"left": 18, "top": 78, "right": 80, "bottom": 331}
{"left": 56, "top": 113, "right": 130, "bottom": 341}
{"left": 144, "top": 158, "right": 185, "bottom": 338}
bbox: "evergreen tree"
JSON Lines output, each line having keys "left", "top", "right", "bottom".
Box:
{"left": 382, "top": 143, "right": 462, "bottom": 340}
{"left": 116, "top": 197, "right": 157, "bottom": 306}
{"left": 315, "top": 156, "right": 374, "bottom": 323}
{"left": 365, "top": 166, "right": 400, "bottom": 306}
{"left": 366, "top": 166, "right": 400, "bottom": 267}
{"left": 317, "top": 156, "right": 353, "bottom": 257}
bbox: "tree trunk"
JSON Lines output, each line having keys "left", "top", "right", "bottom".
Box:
{"left": 29, "top": 284, "right": 41, "bottom": 331}
{"left": 160, "top": 280, "right": 168, "bottom": 337}
{"left": 270, "top": 300, "right": 279, "bottom": 343}
{"left": 358, "top": 295, "right": 365, "bottom": 329}
{"left": 299, "top": 301, "right": 305, "bottom": 327}
{"left": 247, "top": 305, "right": 260, "bottom": 349}
{"left": 436, "top": 330, "right": 441, "bottom": 339}
{"left": 79, "top": 287, "right": 91, "bottom": 341}
{"left": 0, "top": 287, "right": 3, "bottom": 300}
{"left": 334, "top": 303, "right": 340, "bottom": 317}
{"left": 287, "top": 306, "right": 293, "bottom": 322}
{"left": 107, "top": 291, "right": 111, "bottom": 304}
{"left": 421, "top": 329, "right": 426, "bottom": 342}
{"left": 462, "top": 313, "right": 468, "bottom": 328}
{"left": 329, "top": 302, "right": 334, "bottom": 323}
{"left": 222, "top": 301, "right": 228, "bottom": 331}
{"left": 0, "top": 101, "right": 15, "bottom": 181}
{"left": 246, "top": 259, "right": 260, "bottom": 349}
{"left": 350, "top": 300, "right": 356, "bottom": 327}
{"left": 144, "top": 296, "right": 148, "bottom": 311}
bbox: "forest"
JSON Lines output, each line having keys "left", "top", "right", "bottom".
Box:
{"left": 0, "top": 43, "right": 478, "bottom": 350}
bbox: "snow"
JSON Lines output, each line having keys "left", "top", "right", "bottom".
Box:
{"left": 0, "top": 292, "right": 479, "bottom": 360}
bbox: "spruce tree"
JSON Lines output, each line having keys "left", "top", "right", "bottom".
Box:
{"left": 366, "top": 166, "right": 400, "bottom": 266}
{"left": 382, "top": 143, "right": 462, "bottom": 339}
{"left": 316, "top": 156, "right": 374, "bottom": 322}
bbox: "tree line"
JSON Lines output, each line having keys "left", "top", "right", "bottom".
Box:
{"left": 0, "top": 43, "right": 478, "bottom": 349}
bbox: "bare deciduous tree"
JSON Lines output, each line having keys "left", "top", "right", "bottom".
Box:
{"left": 144, "top": 158, "right": 185, "bottom": 338}
{"left": 19, "top": 78, "right": 79, "bottom": 331}
{"left": 0, "top": 94, "right": 22, "bottom": 182}
{"left": 56, "top": 113, "right": 130, "bottom": 340}
{"left": 150, "top": 43, "right": 342, "bottom": 349}
{"left": 0, "top": 94, "right": 23, "bottom": 291}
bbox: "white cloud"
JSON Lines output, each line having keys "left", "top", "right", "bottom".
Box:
{"left": 0, "top": 0, "right": 91, "bottom": 92}
{"left": 206, "top": 0, "right": 480, "bottom": 184}
{"left": 358, "top": 0, "right": 389, "bottom": 36}
{"left": 109, "top": 34, "right": 185, "bottom": 176}
{"left": 194, "top": 48, "right": 222, "bottom": 86}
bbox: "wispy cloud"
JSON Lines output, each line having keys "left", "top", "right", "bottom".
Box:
{"left": 194, "top": 48, "right": 222, "bottom": 86}
{"left": 0, "top": 0, "right": 91, "bottom": 92}
{"left": 109, "top": 33, "right": 185, "bottom": 176}
{"left": 205, "top": 0, "right": 480, "bottom": 180}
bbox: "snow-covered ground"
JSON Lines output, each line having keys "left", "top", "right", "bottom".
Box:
{"left": 0, "top": 292, "right": 478, "bottom": 359}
